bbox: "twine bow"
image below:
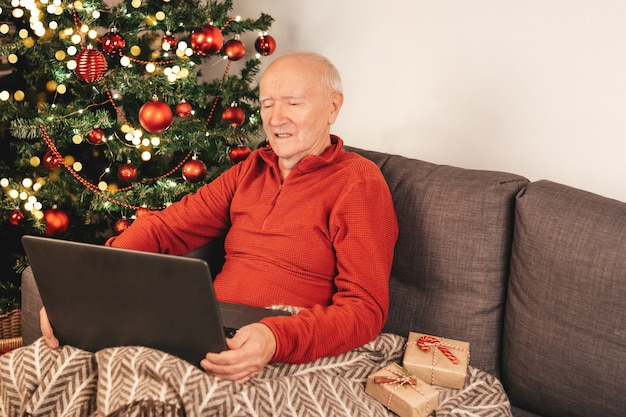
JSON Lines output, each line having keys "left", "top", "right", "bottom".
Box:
{"left": 374, "top": 366, "right": 431, "bottom": 415}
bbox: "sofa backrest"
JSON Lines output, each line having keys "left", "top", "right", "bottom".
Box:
{"left": 349, "top": 147, "right": 529, "bottom": 376}
{"left": 501, "top": 180, "right": 626, "bottom": 417}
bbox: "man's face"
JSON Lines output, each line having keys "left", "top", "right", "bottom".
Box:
{"left": 259, "top": 56, "right": 343, "bottom": 169}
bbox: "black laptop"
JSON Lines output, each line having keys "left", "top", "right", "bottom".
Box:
{"left": 21, "top": 235, "right": 291, "bottom": 366}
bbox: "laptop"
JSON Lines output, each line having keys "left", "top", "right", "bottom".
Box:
{"left": 21, "top": 235, "right": 291, "bottom": 367}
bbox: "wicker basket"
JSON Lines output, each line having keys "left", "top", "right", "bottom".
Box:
{"left": 0, "top": 308, "right": 22, "bottom": 351}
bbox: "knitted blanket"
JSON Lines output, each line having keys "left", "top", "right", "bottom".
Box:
{"left": 0, "top": 334, "right": 511, "bottom": 417}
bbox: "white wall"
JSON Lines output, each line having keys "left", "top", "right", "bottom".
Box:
{"left": 234, "top": 1, "right": 626, "bottom": 202}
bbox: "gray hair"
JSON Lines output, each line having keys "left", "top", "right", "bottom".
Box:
{"left": 273, "top": 51, "right": 343, "bottom": 95}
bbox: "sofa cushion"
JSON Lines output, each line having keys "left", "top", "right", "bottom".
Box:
{"left": 502, "top": 180, "right": 626, "bottom": 417}
{"left": 349, "top": 147, "right": 528, "bottom": 376}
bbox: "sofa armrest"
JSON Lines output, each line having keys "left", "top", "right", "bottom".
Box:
{"left": 21, "top": 266, "right": 43, "bottom": 345}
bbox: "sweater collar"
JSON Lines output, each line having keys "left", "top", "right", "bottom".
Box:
{"left": 259, "top": 135, "right": 344, "bottom": 173}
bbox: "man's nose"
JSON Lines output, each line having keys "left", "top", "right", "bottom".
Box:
{"left": 268, "top": 103, "right": 287, "bottom": 125}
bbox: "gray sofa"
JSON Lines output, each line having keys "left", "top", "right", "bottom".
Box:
{"left": 21, "top": 147, "right": 625, "bottom": 417}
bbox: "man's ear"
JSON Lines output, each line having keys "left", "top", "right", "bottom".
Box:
{"left": 328, "top": 92, "right": 344, "bottom": 124}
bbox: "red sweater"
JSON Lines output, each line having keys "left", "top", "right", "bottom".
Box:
{"left": 107, "top": 136, "right": 398, "bottom": 363}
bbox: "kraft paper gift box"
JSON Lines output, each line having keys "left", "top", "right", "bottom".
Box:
{"left": 403, "top": 332, "right": 470, "bottom": 390}
{"left": 365, "top": 363, "right": 439, "bottom": 417}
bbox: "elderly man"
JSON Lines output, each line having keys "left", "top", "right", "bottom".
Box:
{"left": 39, "top": 52, "right": 398, "bottom": 386}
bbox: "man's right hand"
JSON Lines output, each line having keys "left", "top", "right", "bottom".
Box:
{"left": 40, "top": 307, "right": 59, "bottom": 349}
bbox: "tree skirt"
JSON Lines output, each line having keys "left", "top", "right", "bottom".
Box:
{"left": 0, "top": 334, "right": 511, "bottom": 417}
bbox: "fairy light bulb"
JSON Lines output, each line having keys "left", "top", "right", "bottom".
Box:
{"left": 22, "top": 178, "right": 33, "bottom": 188}
{"left": 141, "top": 151, "right": 152, "bottom": 161}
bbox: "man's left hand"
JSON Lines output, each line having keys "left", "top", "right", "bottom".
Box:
{"left": 200, "top": 322, "right": 276, "bottom": 383}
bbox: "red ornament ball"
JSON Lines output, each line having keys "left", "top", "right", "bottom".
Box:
{"left": 43, "top": 150, "right": 63, "bottom": 170}
{"left": 9, "top": 209, "right": 25, "bottom": 226}
{"left": 175, "top": 100, "right": 193, "bottom": 118}
{"left": 75, "top": 45, "right": 108, "bottom": 83}
{"left": 162, "top": 32, "right": 177, "bottom": 51}
{"left": 182, "top": 158, "right": 207, "bottom": 183}
{"left": 113, "top": 218, "right": 132, "bottom": 235}
{"left": 223, "top": 38, "right": 246, "bottom": 61}
{"left": 190, "top": 24, "right": 223, "bottom": 56}
{"left": 100, "top": 30, "right": 126, "bottom": 55}
{"left": 222, "top": 105, "right": 245, "bottom": 127}
{"left": 229, "top": 145, "right": 251, "bottom": 164}
{"left": 254, "top": 34, "right": 276, "bottom": 56}
{"left": 117, "top": 162, "right": 138, "bottom": 183}
{"left": 138, "top": 96, "right": 173, "bottom": 133}
{"left": 87, "top": 128, "right": 106, "bottom": 145}
{"left": 44, "top": 208, "right": 69, "bottom": 236}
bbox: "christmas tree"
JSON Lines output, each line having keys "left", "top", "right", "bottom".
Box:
{"left": 0, "top": 0, "right": 276, "bottom": 308}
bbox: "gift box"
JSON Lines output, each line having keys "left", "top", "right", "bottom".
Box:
{"left": 365, "top": 363, "right": 439, "bottom": 417}
{"left": 403, "top": 332, "right": 470, "bottom": 389}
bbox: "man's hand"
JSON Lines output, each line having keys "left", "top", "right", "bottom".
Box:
{"left": 39, "top": 307, "right": 59, "bottom": 349}
{"left": 200, "top": 322, "right": 276, "bottom": 383}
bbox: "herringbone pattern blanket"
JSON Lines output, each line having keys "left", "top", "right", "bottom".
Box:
{"left": 0, "top": 334, "right": 511, "bottom": 417}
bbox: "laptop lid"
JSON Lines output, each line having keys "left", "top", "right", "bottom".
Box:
{"left": 21, "top": 235, "right": 289, "bottom": 366}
